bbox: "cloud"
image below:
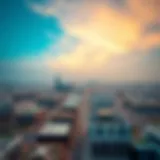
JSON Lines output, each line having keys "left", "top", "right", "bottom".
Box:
{"left": 127, "top": 0, "right": 160, "bottom": 25}
{"left": 29, "top": 0, "right": 160, "bottom": 82}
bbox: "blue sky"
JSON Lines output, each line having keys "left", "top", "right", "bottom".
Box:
{"left": 0, "top": 0, "right": 160, "bottom": 84}
{"left": 0, "top": 0, "right": 63, "bottom": 60}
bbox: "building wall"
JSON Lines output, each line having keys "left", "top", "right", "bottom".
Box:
{"left": 0, "top": 113, "right": 15, "bottom": 134}
{"left": 33, "top": 142, "right": 72, "bottom": 160}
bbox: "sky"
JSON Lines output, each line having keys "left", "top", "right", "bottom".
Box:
{"left": 0, "top": 0, "right": 160, "bottom": 85}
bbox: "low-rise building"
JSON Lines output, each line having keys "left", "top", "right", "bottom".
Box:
{"left": 120, "top": 94, "right": 160, "bottom": 131}
{"left": 14, "top": 101, "right": 44, "bottom": 127}
{"left": 12, "top": 92, "right": 36, "bottom": 102}
{"left": 37, "top": 122, "right": 71, "bottom": 142}
{"left": 36, "top": 93, "right": 59, "bottom": 110}
{"left": 36, "top": 121, "right": 74, "bottom": 160}
{"left": 52, "top": 112, "right": 79, "bottom": 148}
{"left": 87, "top": 121, "right": 134, "bottom": 160}
{"left": 63, "top": 93, "right": 82, "bottom": 112}
{"left": 90, "top": 93, "right": 114, "bottom": 109}
{"left": 91, "top": 108, "right": 124, "bottom": 123}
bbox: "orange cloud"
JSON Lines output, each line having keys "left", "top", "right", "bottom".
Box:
{"left": 65, "top": 3, "right": 141, "bottom": 54}
{"left": 128, "top": 0, "right": 160, "bottom": 25}
{"left": 139, "top": 33, "right": 160, "bottom": 50}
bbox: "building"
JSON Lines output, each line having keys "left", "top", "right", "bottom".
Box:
{"left": 52, "top": 111, "right": 79, "bottom": 148}
{"left": 90, "top": 93, "right": 114, "bottom": 109}
{"left": 124, "top": 95, "right": 160, "bottom": 114}
{"left": 88, "top": 119, "right": 132, "bottom": 159}
{"left": 0, "top": 100, "right": 13, "bottom": 119}
{"left": 37, "top": 95, "right": 58, "bottom": 109}
{"left": 14, "top": 101, "right": 44, "bottom": 127}
{"left": 119, "top": 94, "right": 160, "bottom": 137}
{"left": 30, "top": 145, "right": 52, "bottom": 160}
{"left": 62, "top": 93, "right": 82, "bottom": 136}
{"left": 12, "top": 92, "right": 36, "bottom": 102}
{"left": 89, "top": 93, "right": 115, "bottom": 123}
{"left": 54, "top": 76, "right": 73, "bottom": 93}
{"left": 63, "top": 93, "right": 81, "bottom": 112}
{"left": 37, "top": 122, "right": 71, "bottom": 142}
{"left": 134, "top": 144, "right": 159, "bottom": 160}
{"left": 0, "top": 135, "right": 23, "bottom": 160}
{"left": 0, "top": 100, "right": 14, "bottom": 134}
{"left": 130, "top": 125, "right": 160, "bottom": 160}
{"left": 36, "top": 121, "right": 73, "bottom": 160}
{"left": 94, "top": 108, "right": 126, "bottom": 123}
{"left": 143, "top": 125, "right": 160, "bottom": 159}
{"left": 85, "top": 92, "right": 135, "bottom": 160}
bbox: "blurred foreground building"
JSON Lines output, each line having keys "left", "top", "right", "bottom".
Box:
{"left": 0, "top": 135, "right": 23, "bottom": 160}
{"left": 0, "top": 100, "right": 14, "bottom": 134}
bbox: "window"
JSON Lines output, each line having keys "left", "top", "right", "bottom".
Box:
{"left": 97, "top": 127, "right": 103, "bottom": 136}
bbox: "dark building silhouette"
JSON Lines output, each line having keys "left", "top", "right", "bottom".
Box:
{"left": 54, "top": 76, "right": 73, "bottom": 92}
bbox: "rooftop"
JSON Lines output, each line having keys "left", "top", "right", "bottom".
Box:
{"left": 90, "top": 93, "right": 114, "bottom": 108}
{"left": 125, "top": 94, "right": 160, "bottom": 108}
{"left": 39, "top": 122, "right": 71, "bottom": 137}
{"left": 97, "top": 108, "right": 114, "bottom": 117}
{"left": 63, "top": 93, "right": 81, "bottom": 109}
{"left": 15, "top": 101, "right": 41, "bottom": 115}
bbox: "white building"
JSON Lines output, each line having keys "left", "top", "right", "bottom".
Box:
{"left": 63, "top": 93, "right": 81, "bottom": 110}
{"left": 37, "top": 122, "right": 71, "bottom": 142}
